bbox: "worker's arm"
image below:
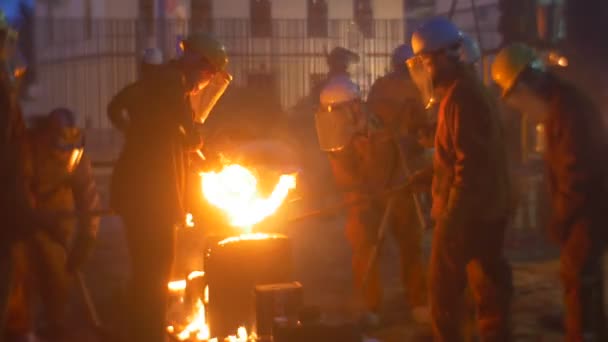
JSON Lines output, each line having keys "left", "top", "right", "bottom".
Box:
{"left": 107, "top": 84, "right": 134, "bottom": 132}
{"left": 549, "top": 107, "right": 597, "bottom": 241}
{"left": 443, "top": 85, "right": 491, "bottom": 224}
{"left": 67, "top": 153, "right": 101, "bottom": 272}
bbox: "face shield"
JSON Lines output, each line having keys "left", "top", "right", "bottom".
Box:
{"left": 53, "top": 126, "right": 85, "bottom": 173}
{"left": 190, "top": 70, "right": 232, "bottom": 124}
{"left": 406, "top": 55, "right": 436, "bottom": 109}
{"left": 314, "top": 101, "right": 359, "bottom": 152}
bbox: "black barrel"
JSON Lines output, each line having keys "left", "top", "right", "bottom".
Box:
{"left": 205, "top": 234, "right": 292, "bottom": 337}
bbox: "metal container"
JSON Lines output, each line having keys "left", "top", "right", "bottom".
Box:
{"left": 205, "top": 234, "right": 292, "bottom": 338}
{"left": 255, "top": 282, "right": 303, "bottom": 339}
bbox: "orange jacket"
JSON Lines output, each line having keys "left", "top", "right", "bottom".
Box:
{"left": 543, "top": 74, "right": 608, "bottom": 241}
{"left": 432, "top": 68, "right": 512, "bottom": 223}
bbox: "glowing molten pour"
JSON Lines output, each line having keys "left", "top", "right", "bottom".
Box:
{"left": 200, "top": 164, "right": 296, "bottom": 229}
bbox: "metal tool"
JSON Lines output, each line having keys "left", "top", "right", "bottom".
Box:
{"left": 391, "top": 133, "right": 428, "bottom": 230}
{"left": 361, "top": 197, "right": 396, "bottom": 292}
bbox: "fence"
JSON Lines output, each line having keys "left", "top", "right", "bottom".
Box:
{"left": 31, "top": 5, "right": 500, "bottom": 129}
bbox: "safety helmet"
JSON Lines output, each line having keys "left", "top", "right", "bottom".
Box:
{"left": 141, "top": 47, "right": 163, "bottom": 65}
{"left": 181, "top": 32, "right": 228, "bottom": 71}
{"left": 460, "top": 32, "right": 481, "bottom": 65}
{"left": 411, "top": 17, "right": 463, "bottom": 55}
{"left": 491, "top": 43, "right": 542, "bottom": 97}
{"left": 327, "top": 47, "right": 360, "bottom": 70}
{"left": 319, "top": 75, "right": 361, "bottom": 108}
{"left": 391, "top": 44, "right": 414, "bottom": 71}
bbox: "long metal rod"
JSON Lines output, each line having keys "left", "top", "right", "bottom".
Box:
{"left": 392, "top": 134, "right": 428, "bottom": 230}
{"left": 361, "top": 197, "right": 395, "bottom": 292}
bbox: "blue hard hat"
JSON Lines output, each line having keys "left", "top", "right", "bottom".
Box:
{"left": 391, "top": 44, "right": 414, "bottom": 70}
{"left": 411, "top": 17, "right": 463, "bottom": 55}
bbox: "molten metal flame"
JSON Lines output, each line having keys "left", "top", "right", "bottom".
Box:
{"left": 218, "top": 233, "right": 284, "bottom": 246}
{"left": 168, "top": 280, "right": 187, "bottom": 293}
{"left": 168, "top": 271, "right": 205, "bottom": 293}
{"left": 176, "top": 299, "right": 210, "bottom": 341}
{"left": 225, "top": 327, "right": 248, "bottom": 342}
{"left": 186, "top": 213, "right": 195, "bottom": 228}
{"left": 200, "top": 164, "right": 296, "bottom": 229}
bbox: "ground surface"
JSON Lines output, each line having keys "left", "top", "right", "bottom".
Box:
{"left": 54, "top": 167, "right": 583, "bottom": 342}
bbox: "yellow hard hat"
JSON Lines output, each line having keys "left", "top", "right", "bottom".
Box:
{"left": 491, "top": 43, "right": 538, "bottom": 97}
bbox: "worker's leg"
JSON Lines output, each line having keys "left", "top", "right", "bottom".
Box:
{"left": 560, "top": 221, "right": 606, "bottom": 342}
{"left": 391, "top": 192, "right": 427, "bottom": 309}
{"left": 30, "top": 231, "right": 72, "bottom": 341}
{"left": 345, "top": 198, "right": 383, "bottom": 314}
{"left": 124, "top": 211, "right": 176, "bottom": 342}
{"left": 3, "top": 241, "right": 33, "bottom": 340}
{"left": 467, "top": 219, "right": 513, "bottom": 342}
{"left": 429, "top": 219, "right": 469, "bottom": 342}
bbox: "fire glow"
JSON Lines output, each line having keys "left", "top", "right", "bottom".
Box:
{"left": 200, "top": 164, "right": 296, "bottom": 230}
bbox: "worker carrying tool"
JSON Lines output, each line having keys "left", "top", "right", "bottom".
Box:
{"left": 492, "top": 43, "right": 608, "bottom": 342}
{"left": 407, "top": 17, "right": 514, "bottom": 341}
{"left": 108, "top": 32, "right": 231, "bottom": 342}
{"left": 315, "top": 75, "right": 428, "bottom": 327}
{"left": 3, "top": 108, "right": 100, "bottom": 342}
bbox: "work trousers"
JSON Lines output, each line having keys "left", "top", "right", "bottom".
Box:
{"left": 3, "top": 232, "right": 72, "bottom": 341}
{"left": 559, "top": 221, "right": 606, "bottom": 342}
{"left": 122, "top": 211, "right": 176, "bottom": 342}
{"left": 429, "top": 218, "right": 513, "bottom": 342}
{"left": 345, "top": 190, "right": 427, "bottom": 313}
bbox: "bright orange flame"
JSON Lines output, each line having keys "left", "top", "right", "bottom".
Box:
{"left": 200, "top": 164, "right": 296, "bottom": 229}
{"left": 176, "top": 299, "right": 210, "bottom": 341}
{"left": 168, "top": 270, "right": 205, "bottom": 293}
{"left": 186, "top": 213, "right": 195, "bottom": 228}
{"left": 225, "top": 327, "right": 248, "bottom": 342}
{"left": 218, "top": 233, "right": 285, "bottom": 246}
{"left": 168, "top": 280, "right": 187, "bottom": 293}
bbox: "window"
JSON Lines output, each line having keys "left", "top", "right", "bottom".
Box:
{"left": 354, "top": 0, "right": 374, "bottom": 38}
{"left": 191, "top": 0, "right": 213, "bottom": 33}
{"left": 250, "top": 0, "right": 272, "bottom": 37}
{"left": 139, "top": 0, "right": 155, "bottom": 36}
{"left": 307, "top": 0, "right": 328, "bottom": 38}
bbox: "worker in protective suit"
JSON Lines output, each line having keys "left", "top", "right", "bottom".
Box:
{"left": 407, "top": 17, "right": 513, "bottom": 341}
{"left": 4, "top": 108, "right": 100, "bottom": 342}
{"left": 316, "top": 76, "right": 428, "bottom": 326}
{"left": 0, "top": 13, "right": 39, "bottom": 340}
{"left": 310, "top": 46, "right": 360, "bottom": 108}
{"left": 107, "top": 47, "right": 164, "bottom": 133}
{"left": 108, "top": 32, "right": 231, "bottom": 342}
{"left": 492, "top": 43, "right": 608, "bottom": 342}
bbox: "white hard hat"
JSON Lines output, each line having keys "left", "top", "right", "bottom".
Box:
{"left": 141, "top": 47, "right": 163, "bottom": 65}
{"left": 319, "top": 76, "right": 361, "bottom": 107}
{"left": 460, "top": 32, "right": 481, "bottom": 65}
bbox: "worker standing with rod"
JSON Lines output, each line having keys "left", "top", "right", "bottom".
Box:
{"left": 407, "top": 17, "right": 514, "bottom": 341}
{"left": 315, "top": 75, "right": 429, "bottom": 328}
